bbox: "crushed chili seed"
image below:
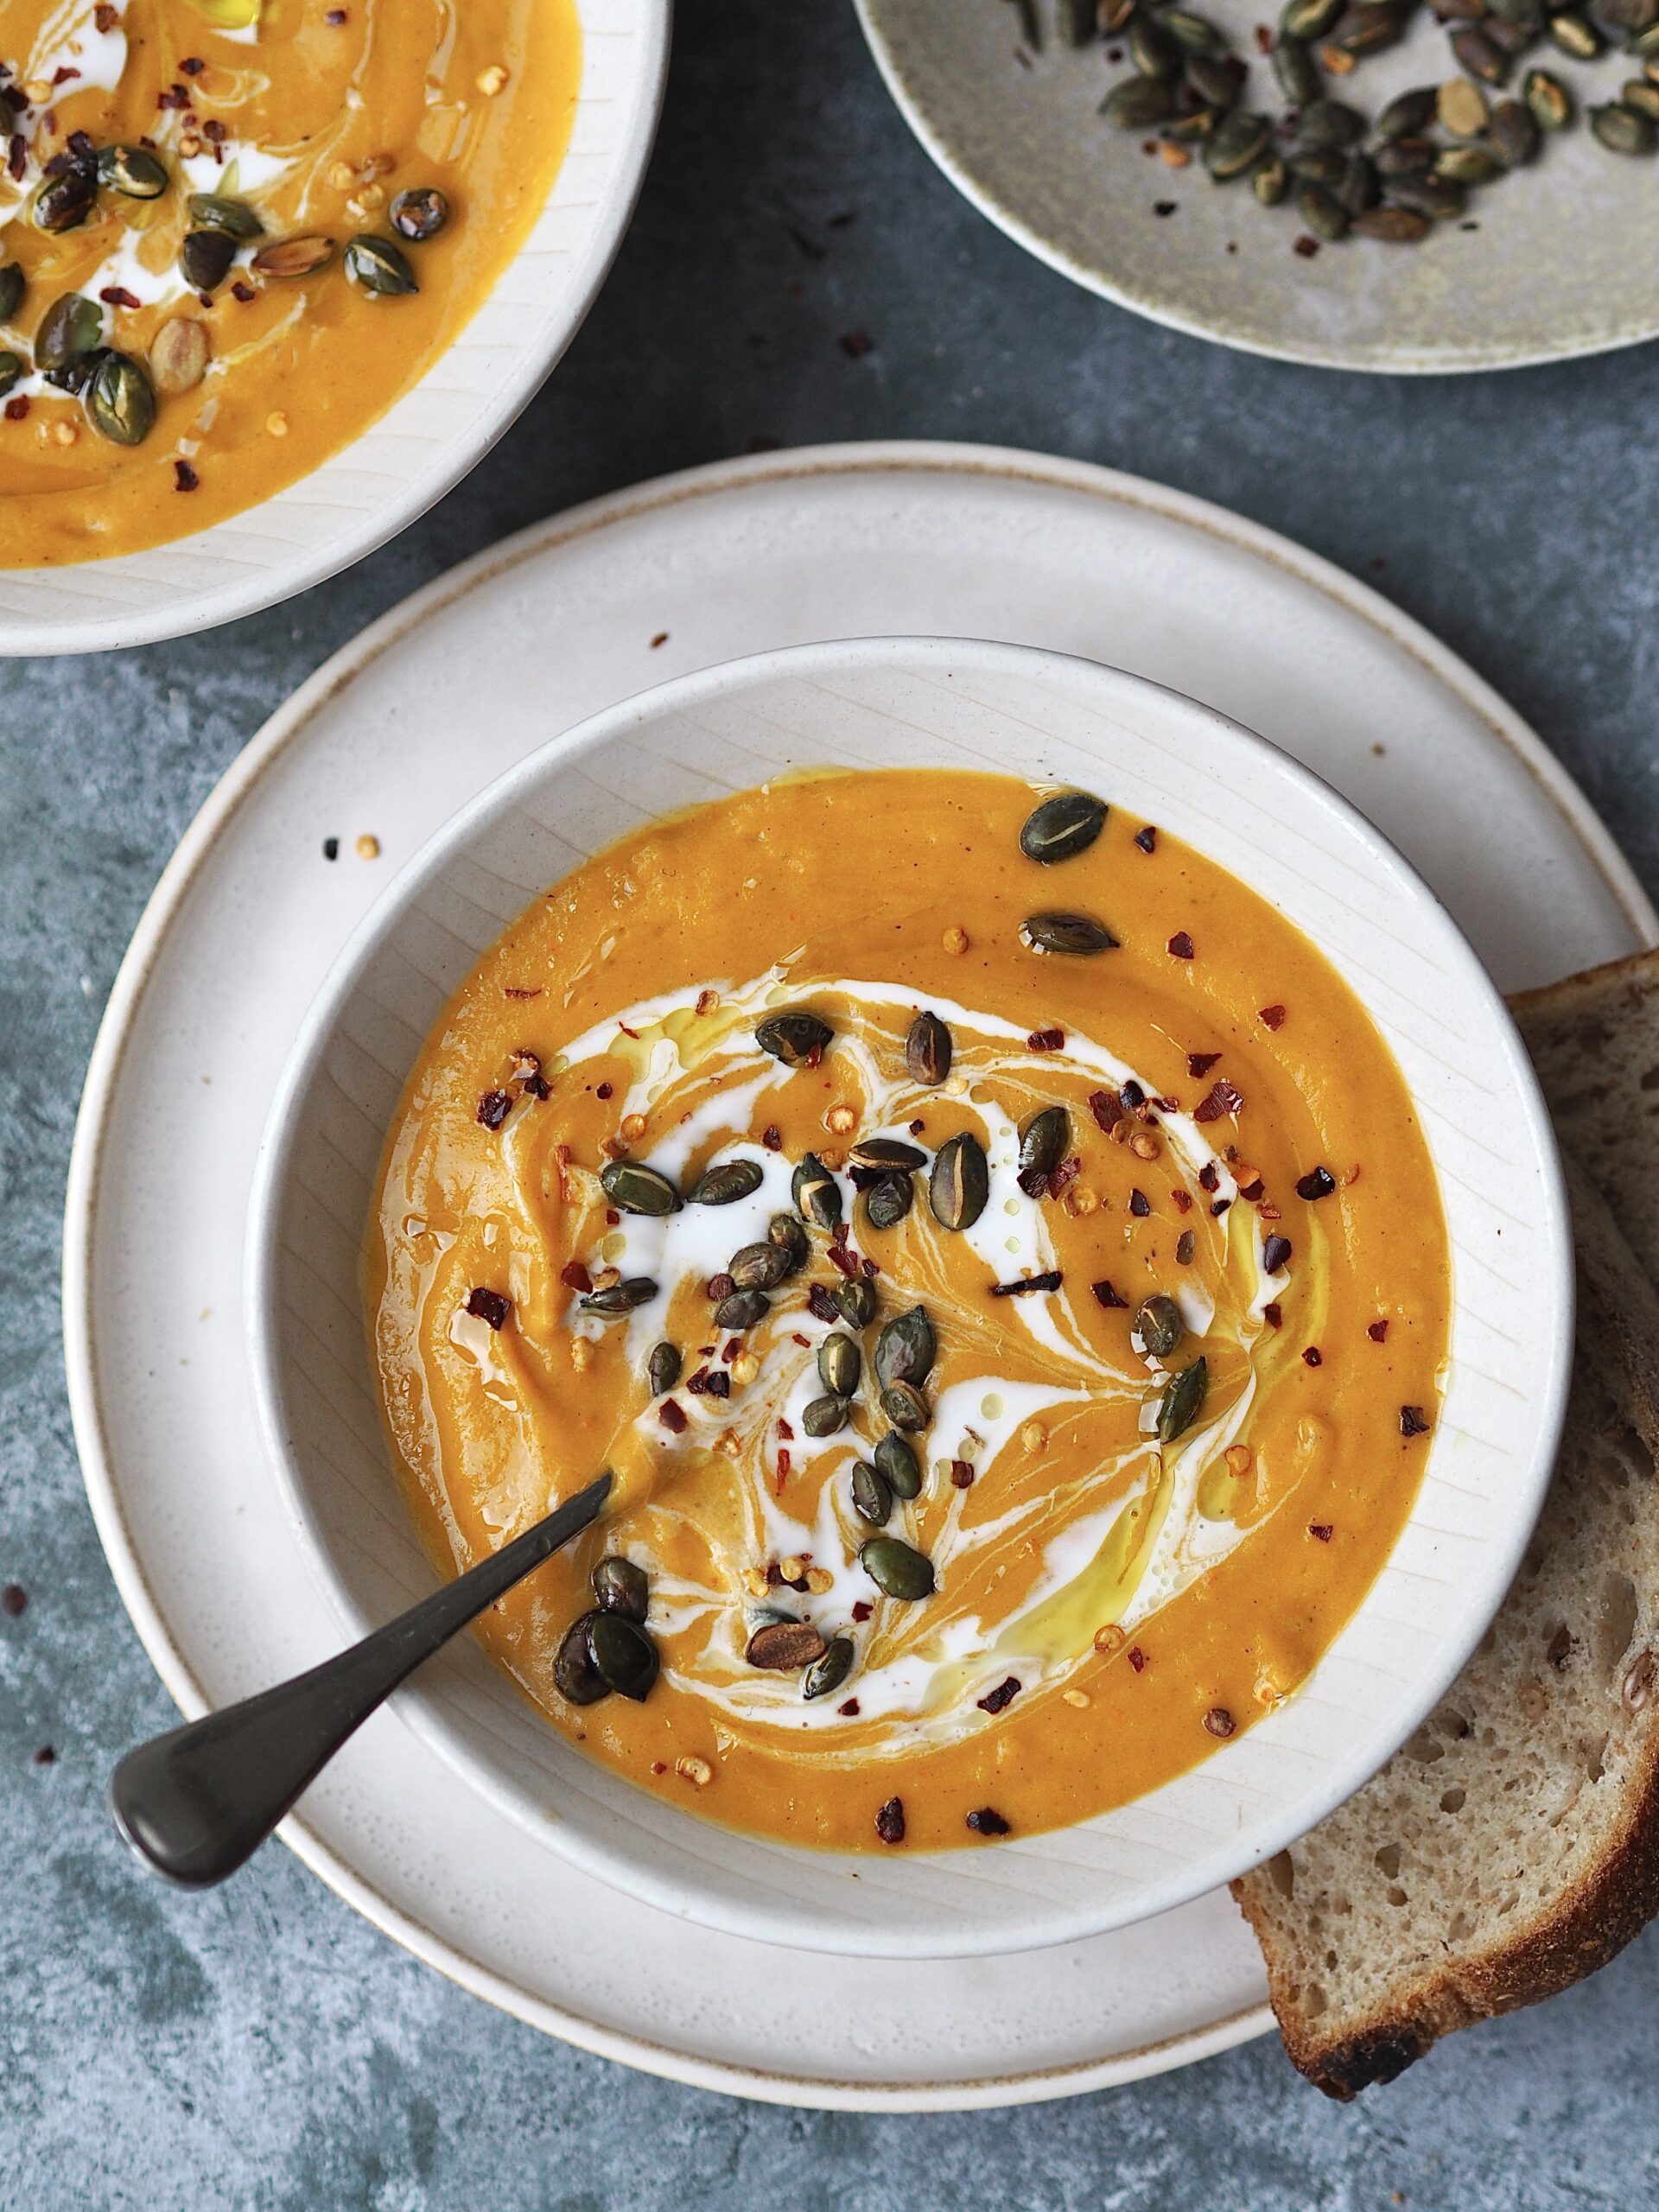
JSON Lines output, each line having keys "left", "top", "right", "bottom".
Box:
{"left": 173, "top": 459, "right": 199, "bottom": 492}
{"left": 761, "top": 1124, "right": 782, "bottom": 1151}
{"left": 1262, "top": 1300, "right": 1282, "bottom": 1328}
{"left": 1203, "top": 1706, "right": 1236, "bottom": 1738}
{"left": 1187, "top": 1051, "right": 1222, "bottom": 1078}
{"left": 708, "top": 1272, "right": 736, "bottom": 1301}
{"left": 1401, "top": 1404, "right": 1432, "bottom": 1437}
{"left": 1128, "top": 1645, "right": 1147, "bottom": 1672}
{"left": 1262, "top": 1234, "right": 1292, "bottom": 1274}
{"left": 1302, "top": 1346, "right": 1322, "bottom": 1368}
{"left": 560, "top": 1261, "right": 593, "bottom": 1294}
{"left": 1088, "top": 1087, "right": 1124, "bottom": 1135}
{"left": 1258, "top": 1003, "right": 1286, "bottom": 1030}
{"left": 1135, "top": 825, "right": 1158, "bottom": 853}
{"left": 476, "top": 1089, "right": 512, "bottom": 1130}
{"left": 1296, "top": 1166, "right": 1337, "bottom": 1201}
{"left": 990, "top": 1269, "right": 1063, "bottom": 1298}
{"left": 0, "top": 1585, "right": 26, "bottom": 1618}
{"left": 852, "top": 1599, "right": 873, "bottom": 1623}
{"left": 966, "top": 1807, "right": 1011, "bottom": 1836}
{"left": 1194, "top": 1078, "right": 1244, "bottom": 1124}
{"left": 658, "top": 1399, "right": 688, "bottom": 1434}
{"left": 950, "top": 1460, "right": 975, "bottom": 1489}
{"left": 838, "top": 1698, "right": 861, "bottom": 1717}
{"left": 1027, "top": 1026, "right": 1065, "bottom": 1052}
{"left": 977, "top": 1677, "right": 1020, "bottom": 1715}
{"left": 1128, "top": 1188, "right": 1150, "bottom": 1217}
{"left": 1167, "top": 931, "right": 1195, "bottom": 960}
{"left": 1175, "top": 1229, "right": 1197, "bottom": 1265}
{"left": 1309, "top": 1522, "right": 1333, "bottom": 1541}
{"left": 465, "top": 1287, "right": 510, "bottom": 1331}
{"left": 1092, "top": 1279, "right": 1128, "bottom": 1309}
{"left": 1171, "top": 1188, "right": 1193, "bottom": 1214}
{"left": 1368, "top": 1319, "right": 1389, "bottom": 1342}
{"left": 875, "top": 1796, "right": 906, "bottom": 1844}
{"left": 595, "top": 1080, "right": 613, "bottom": 1101}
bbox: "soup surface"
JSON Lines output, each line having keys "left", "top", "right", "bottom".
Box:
{"left": 0, "top": 0, "right": 578, "bottom": 566}
{"left": 369, "top": 769, "right": 1450, "bottom": 1852}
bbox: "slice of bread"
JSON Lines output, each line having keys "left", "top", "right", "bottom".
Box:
{"left": 1511, "top": 948, "right": 1659, "bottom": 1289}
{"left": 1232, "top": 1094, "right": 1659, "bottom": 2094}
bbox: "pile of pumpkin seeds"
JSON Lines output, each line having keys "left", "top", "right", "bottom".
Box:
{"left": 1014, "top": 0, "right": 1659, "bottom": 249}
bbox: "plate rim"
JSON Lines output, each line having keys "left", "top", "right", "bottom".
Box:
{"left": 853, "top": 0, "right": 1659, "bottom": 377}
{"left": 62, "top": 437, "right": 1659, "bottom": 2107}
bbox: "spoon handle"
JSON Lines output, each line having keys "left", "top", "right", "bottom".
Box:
{"left": 110, "top": 1470, "right": 613, "bottom": 1888}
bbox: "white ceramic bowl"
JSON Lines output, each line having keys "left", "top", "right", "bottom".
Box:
{"left": 247, "top": 634, "right": 1572, "bottom": 1959}
{"left": 0, "top": 0, "right": 668, "bottom": 658}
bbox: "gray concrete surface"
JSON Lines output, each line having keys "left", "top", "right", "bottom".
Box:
{"left": 5, "top": 2, "right": 1659, "bottom": 2204}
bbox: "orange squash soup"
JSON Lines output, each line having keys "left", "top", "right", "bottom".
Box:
{"left": 0, "top": 0, "right": 579, "bottom": 566}
{"left": 368, "top": 771, "right": 1450, "bottom": 1853}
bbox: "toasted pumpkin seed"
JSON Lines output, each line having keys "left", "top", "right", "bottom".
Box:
{"left": 588, "top": 1612, "right": 659, "bottom": 1700}
{"left": 98, "top": 143, "right": 168, "bottom": 198}
{"left": 554, "top": 1611, "right": 610, "bottom": 1704}
{"left": 1435, "top": 143, "right": 1503, "bottom": 181}
{"left": 930, "top": 1132, "right": 989, "bottom": 1230}
{"left": 85, "top": 351, "right": 155, "bottom": 446}
{"left": 802, "top": 1393, "right": 849, "bottom": 1438}
{"left": 1020, "top": 910, "right": 1117, "bottom": 956}
{"left": 756, "top": 1008, "right": 833, "bottom": 1065}
{"left": 582, "top": 1276, "right": 659, "bottom": 1317}
{"left": 1290, "top": 145, "right": 1348, "bottom": 185}
{"left": 1327, "top": 1, "right": 1405, "bottom": 51}
{"left": 391, "top": 185, "right": 451, "bottom": 241}
{"left": 747, "top": 1618, "right": 827, "bottom": 1671}
{"left": 1377, "top": 85, "right": 1439, "bottom": 136}
{"left": 1336, "top": 150, "right": 1381, "bottom": 212}
{"left": 1252, "top": 152, "right": 1290, "bottom": 202}
{"left": 1101, "top": 75, "right": 1177, "bottom": 125}
{"left": 1135, "top": 1294, "right": 1186, "bottom": 1358}
{"left": 832, "top": 1277, "right": 879, "bottom": 1329}
{"left": 601, "top": 1159, "right": 682, "bottom": 1216}
{"left": 32, "top": 169, "right": 95, "bottom": 233}
{"left": 848, "top": 1137, "right": 926, "bottom": 1173}
{"left": 148, "top": 316, "right": 210, "bottom": 396}
{"left": 1622, "top": 77, "right": 1659, "bottom": 120}
{"left": 1156, "top": 1357, "right": 1210, "bottom": 1443}
{"left": 730, "top": 1241, "right": 792, "bottom": 1292}
{"left": 0, "top": 351, "right": 19, "bottom": 397}
{"left": 1352, "top": 203, "right": 1432, "bottom": 237}
{"left": 689, "top": 1157, "right": 764, "bottom": 1206}
{"left": 1281, "top": 0, "right": 1343, "bottom": 34}
{"left": 880, "top": 1380, "right": 929, "bottom": 1431}
{"left": 1130, "top": 13, "right": 1183, "bottom": 73}
{"left": 861, "top": 1535, "right": 936, "bottom": 1601}
{"left": 1205, "top": 111, "right": 1272, "bottom": 185}
{"left": 864, "top": 1173, "right": 914, "bottom": 1230}
{"left": 1385, "top": 169, "right": 1466, "bottom": 215}
{"left": 1166, "top": 7, "right": 1225, "bottom": 45}
{"left": 1591, "top": 98, "right": 1657, "bottom": 146}
{"left": 188, "top": 192, "right": 265, "bottom": 237}
{"left": 180, "top": 228, "right": 237, "bottom": 291}
{"left": 852, "top": 1461, "right": 893, "bottom": 1526}
{"left": 875, "top": 1306, "right": 936, "bottom": 1389}
{"left": 906, "top": 1009, "right": 952, "bottom": 1086}
{"left": 1273, "top": 33, "right": 1322, "bottom": 103}
{"left": 593, "top": 1555, "right": 649, "bottom": 1623}
{"left": 344, "top": 233, "right": 419, "bottom": 295}
{"left": 1299, "top": 181, "right": 1350, "bottom": 238}
{"left": 1524, "top": 67, "right": 1573, "bottom": 126}
{"left": 804, "top": 1637, "right": 855, "bottom": 1700}
{"left": 1490, "top": 97, "right": 1541, "bottom": 160}
{"left": 715, "top": 1287, "right": 771, "bottom": 1332}
{"left": 251, "top": 234, "right": 336, "bottom": 278}
{"left": 1299, "top": 96, "right": 1367, "bottom": 143}
{"left": 1017, "top": 1105, "right": 1069, "bottom": 1185}
{"left": 1187, "top": 48, "right": 1248, "bottom": 103}
{"left": 646, "top": 1341, "right": 682, "bottom": 1395}
{"left": 792, "top": 1152, "right": 842, "bottom": 1230}
{"left": 0, "top": 264, "right": 22, "bottom": 325}
{"left": 1438, "top": 76, "right": 1491, "bottom": 134}
{"left": 1165, "top": 106, "right": 1222, "bottom": 143}
{"left": 875, "top": 1431, "right": 923, "bottom": 1498}
{"left": 819, "top": 1332, "right": 862, "bottom": 1397}
{"left": 34, "top": 291, "right": 101, "bottom": 372}
{"left": 1548, "top": 9, "right": 1601, "bottom": 52}
{"left": 768, "top": 1212, "right": 810, "bottom": 1270}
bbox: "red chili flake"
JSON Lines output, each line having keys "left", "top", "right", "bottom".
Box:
{"left": 852, "top": 1599, "right": 873, "bottom": 1623}
{"left": 1235, "top": 1170, "right": 1265, "bottom": 1202}
{"left": 617, "top": 1022, "right": 640, "bottom": 1039}
{"left": 0, "top": 1585, "right": 26, "bottom": 1618}
{"left": 1203, "top": 1706, "right": 1236, "bottom": 1739}
{"left": 595, "top": 1081, "right": 613, "bottom": 1101}
{"left": 1167, "top": 931, "right": 1195, "bottom": 960}
{"left": 1255, "top": 22, "right": 1274, "bottom": 47}
{"left": 203, "top": 118, "right": 227, "bottom": 143}
{"left": 908, "top": 1117, "right": 925, "bottom": 1136}
{"left": 1263, "top": 1234, "right": 1292, "bottom": 1273}
{"left": 3, "top": 396, "right": 27, "bottom": 423}
{"left": 1128, "top": 1645, "right": 1147, "bottom": 1673}
{"left": 476, "top": 1089, "right": 512, "bottom": 1130}
{"left": 7, "top": 136, "right": 24, "bottom": 184}
{"left": 1263, "top": 1301, "right": 1282, "bottom": 1329}
{"left": 52, "top": 65, "right": 81, "bottom": 85}
{"left": 95, "top": 3, "right": 120, "bottom": 28}
{"left": 505, "top": 984, "right": 542, "bottom": 999}
{"left": 775, "top": 1444, "right": 792, "bottom": 1481}
{"left": 838, "top": 1697, "right": 861, "bottom": 1717}
{"left": 776, "top": 1418, "right": 794, "bottom": 1443}
{"left": 687, "top": 1369, "right": 731, "bottom": 1400}
{"left": 156, "top": 82, "right": 191, "bottom": 108}
{"left": 1296, "top": 1166, "right": 1337, "bottom": 1201}
{"left": 950, "top": 1460, "right": 975, "bottom": 1489}
{"left": 465, "top": 1287, "right": 510, "bottom": 1331}
{"left": 33, "top": 1745, "right": 54, "bottom": 1766}
{"left": 1027, "top": 1026, "right": 1065, "bottom": 1052}
{"left": 1187, "top": 1052, "right": 1222, "bottom": 1078}
{"left": 658, "top": 1399, "right": 688, "bottom": 1434}
{"left": 977, "top": 1677, "right": 1020, "bottom": 1715}
{"left": 707, "top": 1272, "right": 735, "bottom": 1301}
{"left": 1128, "top": 1188, "right": 1151, "bottom": 1217}
{"left": 172, "top": 459, "right": 200, "bottom": 493}
{"left": 827, "top": 1242, "right": 860, "bottom": 1279}
{"left": 1259, "top": 1003, "right": 1286, "bottom": 1030}
{"left": 1368, "top": 1319, "right": 1389, "bottom": 1342}
{"left": 520, "top": 1072, "right": 550, "bottom": 1100}
{"left": 1092, "top": 1279, "right": 1128, "bottom": 1309}
{"left": 862, "top": 1255, "right": 880, "bottom": 1278}
{"left": 875, "top": 1796, "right": 906, "bottom": 1844}
{"left": 1047, "top": 1154, "right": 1081, "bottom": 1201}
{"left": 1309, "top": 1522, "right": 1333, "bottom": 1541}
{"left": 761, "top": 1124, "right": 782, "bottom": 1151}
{"left": 722, "top": 1338, "right": 741, "bottom": 1363}
{"left": 990, "top": 1270, "right": 1063, "bottom": 1299}
{"left": 1194, "top": 1078, "right": 1244, "bottom": 1124}
{"left": 1135, "top": 825, "right": 1158, "bottom": 854}
{"left": 560, "top": 1262, "right": 593, "bottom": 1294}
{"left": 806, "top": 1284, "right": 840, "bottom": 1323}
{"left": 1172, "top": 1188, "right": 1193, "bottom": 1214}
{"left": 1176, "top": 1229, "right": 1197, "bottom": 1265}
{"left": 99, "top": 285, "right": 141, "bottom": 309}
{"left": 1198, "top": 1160, "right": 1219, "bottom": 1193}
{"left": 791, "top": 1332, "right": 810, "bottom": 1349}
{"left": 839, "top": 328, "right": 874, "bottom": 359}
{"left": 1401, "top": 1404, "right": 1432, "bottom": 1437}
{"left": 1258, "top": 1199, "right": 1281, "bottom": 1220}
{"left": 1294, "top": 234, "right": 1320, "bottom": 258}
{"left": 605, "top": 1208, "right": 620, "bottom": 1227}
{"left": 231, "top": 280, "right": 255, "bottom": 302}
{"left": 966, "top": 1807, "right": 1011, "bottom": 1836}
{"left": 1303, "top": 1346, "right": 1322, "bottom": 1368}
{"left": 1088, "top": 1086, "right": 1124, "bottom": 1135}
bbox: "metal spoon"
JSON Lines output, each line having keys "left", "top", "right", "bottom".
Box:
{"left": 110, "top": 1469, "right": 613, "bottom": 1888}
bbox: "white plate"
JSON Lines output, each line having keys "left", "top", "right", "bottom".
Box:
{"left": 0, "top": 0, "right": 668, "bottom": 657}
{"left": 857, "top": 0, "right": 1659, "bottom": 373}
{"left": 65, "top": 440, "right": 1657, "bottom": 2108}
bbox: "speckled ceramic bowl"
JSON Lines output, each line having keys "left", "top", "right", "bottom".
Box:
{"left": 246, "top": 633, "right": 1571, "bottom": 1958}
{"left": 0, "top": 0, "right": 667, "bottom": 658}
{"left": 858, "top": 0, "right": 1659, "bottom": 372}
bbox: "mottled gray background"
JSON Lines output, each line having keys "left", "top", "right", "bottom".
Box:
{"left": 4, "top": 2, "right": 1659, "bottom": 2204}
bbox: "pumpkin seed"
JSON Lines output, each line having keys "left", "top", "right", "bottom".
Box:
{"left": 1273, "top": 33, "right": 1322, "bottom": 103}
{"left": 646, "top": 1341, "right": 682, "bottom": 1395}
{"left": 188, "top": 192, "right": 264, "bottom": 237}
{"left": 34, "top": 291, "right": 101, "bottom": 372}
{"left": 861, "top": 1535, "right": 936, "bottom": 1602}
{"left": 85, "top": 351, "right": 155, "bottom": 446}
{"left": 768, "top": 1212, "right": 810, "bottom": 1271}
{"left": 593, "top": 1555, "right": 649, "bottom": 1623}
{"left": 1101, "top": 75, "right": 1177, "bottom": 125}
{"left": 688, "top": 1157, "right": 764, "bottom": 1205}
{"left": 729, "top": 1241, "right": 792, "bottom": 1292}
{"left": 852, "top": 1461, "right": 893, "bottom": 1526}
{"left": 1187, "top": 53, "right": 1249, "bottom": 108}
{"left": 1490, "top": 97, "right": 1541, "bottom": 158}
{"left": 832, "top": 1277, "right": 879, "bottom": 1329}
{"left": 1385, "top": 169, "right": 1467, "bottom": 214}
{"left": 32, "top": 169, "right": 95, "bottom": 233}
{"left": 1336, "top": 151, "right": 1381, "bottom": 212}
{"left": 1291, "top": 145, "right": 1348, "bottom": 184}
{"left": 0, "top": 264, "right": 22, "bottom": 324}
{"left": 747, "top": 1618, "right": 827, "bottom": 1672}
{"left": 1623, "top": 76, "right": 1659, "bottom": 118}
{"left": 715, "top": 1287, "right": 771, "bottom": 1332}
{"left": 1299, "top": 181, "right": 1350, "bottom": 238}
{"left": 251, "top": 234, "right": 336, "bottom": 278}
{"left": 906, "top": 1009, "right": 952, "bottom": 1086}
{"left": 880, "top": 1380, "right": 930, "bottom": 1431}
{"left": 1156, "top": 1357, "right": 1210, "bottom": 1443}
{"left": 1166, "top": 106, "right": 1222, "bottom": 143}
{"left": 1135, "top": 1294, "right": 1186, "bottom": 1358}
{"left": 1377, "top": 84, "right": 1440, "bottom": 136}
{"left": 1438, "top": 75, "right": 1491, "bottom": 134}
{"left": 1524, "top": 67, "right": 1573, "bottom": 126}
{"left": 1020, "top": 910, "right": 1117, "bottom": 956}
{"left": 802, "top": 1393, "right": 849, "bottom": 1438}
{"left": 1636, "top": 19, "right": 1659, "bottom": 48}
{"left": 865, "top": 1173, "right": 914, "bottom": 1230}
{"left": 1548, "top": 8, "right": 1601, "bottom": 51}
{"left": 792, "top": 1152, "right": 842, "bottom": 1229}
{"left": 1166, "top": 7, "right": 1225, "bottom": 45}
{"left": 848, "top": 1136, "right": 927, "bottom": 1173}
{"left": 1451, "top": 22, "right": 1510, "bottom": 74}
{"left": 588, "top": 1612, "right": 659, "bottom": 1700}
{"left": 803, "top": 1637, "right": 855, "bottom": 1700}
{"left": 818, "top": 1332, "right": 862, "bottom": 1397}
{"left": 930, "top": 1131, "right": 989, "bottom": 1230}
{"left": 756, "top": 1007, "right": 833, "bottom": 1065}
{"left": 0, "top": 352, "right": 19, "bottom": 398}
{"left": 554, "top": 1611, "right": 610, "bottom": 1704}
{"left": 148, "top": 315, "right": 210, "bottom": 396}
{"left": 344, "top": 234, "right": 419, "bottom": 295}
{"left": 1282, "top": 0, "right": 1343, "bottom": 34}
{"left": 1017, "top": 1105, "right": 1069, "bottom": 1185}
{"left": 1252, "top": 152, "right": 1290, "bottom": 202}
{"left": 875, "top": 1431, "right": 923, "bottom": 1498}
{"left": 1375, "top": 135, "right": 1435, "bottom": 175}
{"left": 582, "top": 1276, "right": 659, "bottom": 1317}
{"left": 391, "top": 185, "right": 451, "bottom": 241}
{"left": 1130, "top": 13, "right": 1183, "bottom": 73}
{"left": 601, "top": 1159, "right": 682, "bottom": 1216}
{"left": 1299, "top": 96, "right": 1367, "bottom": 144}
{"left": 1326, "top": 1, "right": 1405, "bottom": 49}
{"left": 180, "top": 228, "right": 237, "bottom": 291}
{"left": 1592, "top": 97, "right": 1657, "bottom": 145}
{"left": 875, "top": 1306, "right": 936, "bottom": 1389}
{"left": 98, "top": 143, "right": 168, "bottom": 199}
{"left": 1486, "top": 0, "right": 1544, "bottom": 23}
{"left": 1352, "top": 203, "right": 1432, "bottom": 237}
{"left": 1436, "top": 143, "right": 1503, "bottom": 181}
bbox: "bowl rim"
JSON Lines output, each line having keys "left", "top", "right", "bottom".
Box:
{"left": 245, "top": 632, "right": 1573, "bottom": 1957}
{"left": 0, "top": 0, "right": 671, "bottom": 658}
